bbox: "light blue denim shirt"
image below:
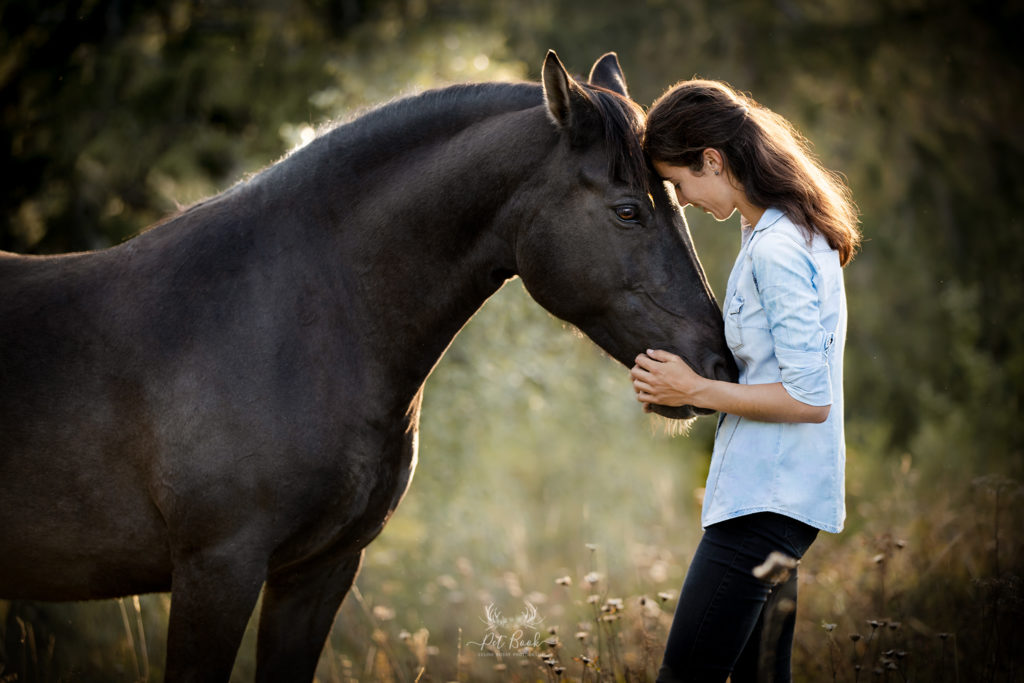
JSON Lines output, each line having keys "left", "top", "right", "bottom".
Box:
{"left": 703, "top": 208, "right": 847, "bottom": 533}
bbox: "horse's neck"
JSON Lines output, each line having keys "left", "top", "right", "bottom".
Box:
{"left": 310, "top": 94, "right": 554, "bottom": 407}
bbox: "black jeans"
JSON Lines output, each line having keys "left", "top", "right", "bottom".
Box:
{"left": 657, "top": 512, "right": 819, "bottom": 683}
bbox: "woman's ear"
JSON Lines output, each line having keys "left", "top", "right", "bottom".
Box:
{"left": 704, "top": 148, "right": 725, "bottom": 175}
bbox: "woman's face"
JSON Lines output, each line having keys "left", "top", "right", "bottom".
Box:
{"left": 653, "top": 159, "right": 737, "bottom": 222}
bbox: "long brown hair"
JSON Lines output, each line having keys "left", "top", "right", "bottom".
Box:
{"left": 644, "top": 79, "right": 861, "bottom": 266}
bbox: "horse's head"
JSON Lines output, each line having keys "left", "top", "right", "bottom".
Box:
{"left": 515, "top": 51, "right": 738, "bottom": 419}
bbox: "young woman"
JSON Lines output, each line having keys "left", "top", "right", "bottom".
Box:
{"left": 630, "top": 80, "right": 860, "bottom": 682}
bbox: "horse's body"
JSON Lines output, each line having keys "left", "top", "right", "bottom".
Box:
{"left": 0, "top": 52, "right": 735, "bottom": 681}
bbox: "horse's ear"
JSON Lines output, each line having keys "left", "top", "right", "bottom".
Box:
{"left": 542, "top": 50, "right": 580, "bottom": 129}
{"left": 588, "top": 52, "right": 629, "bottom": 99}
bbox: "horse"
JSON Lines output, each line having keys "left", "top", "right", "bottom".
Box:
{"left": 0, "top": 51, "right": 736, "bottom": 681}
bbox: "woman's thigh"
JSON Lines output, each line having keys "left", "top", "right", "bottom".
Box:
{"left": 658, "top": 513, "right": 818, "bottom": 683}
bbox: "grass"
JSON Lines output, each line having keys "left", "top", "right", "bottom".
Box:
{"left": 2, "top": 467, "right": 1020, "bottom": 682}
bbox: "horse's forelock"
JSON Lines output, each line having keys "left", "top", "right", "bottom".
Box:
{"left": 581, "top": 84, "right": 651, "bottom": 197}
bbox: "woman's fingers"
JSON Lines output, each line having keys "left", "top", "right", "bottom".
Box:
{"left": 645, "top": 348, "right": 681, "bottom": 363}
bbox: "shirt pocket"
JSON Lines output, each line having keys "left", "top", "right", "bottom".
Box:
{"left": 725, "top": 295, "right": 745, "bottom": 351}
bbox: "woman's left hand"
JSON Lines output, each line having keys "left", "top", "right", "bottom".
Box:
{"left": 630, "top": 349, "right": 707, "bottom": 410}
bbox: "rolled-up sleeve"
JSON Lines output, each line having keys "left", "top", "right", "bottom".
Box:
{"left": 750, "top": 232, "right": 833, "bottom": 406}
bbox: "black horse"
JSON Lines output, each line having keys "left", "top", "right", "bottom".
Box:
{"left": 0, "top": 52, "right": 736, "bottom": 681}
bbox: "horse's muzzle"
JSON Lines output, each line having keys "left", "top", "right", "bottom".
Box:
{"left": 648, "top": 404, "right": 715, "bottom": 419}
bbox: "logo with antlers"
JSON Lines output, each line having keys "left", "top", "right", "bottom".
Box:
{"left": 481, "top": 601, "right": 544, "bottom": 633}
{"left": 467, "top": 601, "right": 545, "bottom": 654}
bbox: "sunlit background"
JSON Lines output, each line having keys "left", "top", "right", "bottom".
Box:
{"left": 2, "top": 0, "right": 1022, "bottom": 680}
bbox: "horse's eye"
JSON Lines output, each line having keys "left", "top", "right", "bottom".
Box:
{"left": 615, "top": 205, "right": 639, "bottom": 223}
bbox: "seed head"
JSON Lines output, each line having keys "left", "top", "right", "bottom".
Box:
{"left": 753, "top": 551, "right": 799, "bottom": 584}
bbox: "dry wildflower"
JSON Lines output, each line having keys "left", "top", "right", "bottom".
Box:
{"left": 398, "top": 629, "right": 412, "bottom": 641}
{"left": 455, "top": 556, "right": 473, "bottom": 578}
{"left": 972, "top": 473, "right": 1018, "bottom": 493}
{"left": 587, "top": 594, "right": 601, "bottom": 604}
{"left": 752, "top": 551, "right": 799, "bottom": 584}
{"left": 574, "top": 631, "right": 589, "bottom": 642}
{"left": 872, "top": 553, "right": 886, "bottom": 564}
{"left": 850, "top": 633, "right": 863, "bottom": 642}
{"left": 822, "top": 622, "right": 837, "bottom": 632}
{"left": 554, "top": 666, "right": 566, "bottom": 676}
{"left": 545, "top": 637, "right": 560, "bottom": 648}
{"left": 581, "top": 656, "right": 592, "bottom": 665}
{"left": 555, "top": 575, "right": 572, "bottom": 587}
{"left": 867, "top": 619, "right": 884, "bottom": 629}
{"left": 584, "top": 571, "right": 601, "bottom": 585}
{"left": 436, "top": 574, "right": 458, "bottom": 590}
{"left": 586, "top": 543, "right": 598, "bottom": 552}
{"left": 888, "top": 621, "right": 901, "bottom": 630}
{"left": 372, "top": 605, "right": 396, "bottom": 621}
{"left": 657, "top": 591, "right": 674, "bottom": 603}
{"left": 602, "top": 598, "right": 624, "bottom": 613}
{"left": 602, "top": 614, "right": 621, "bottom": 622}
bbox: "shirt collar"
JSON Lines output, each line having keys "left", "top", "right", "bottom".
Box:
{"left": 750, "top": 207, "right": 785, "bottom": 232}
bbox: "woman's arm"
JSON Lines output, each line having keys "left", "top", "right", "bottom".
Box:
{"left": 630, "top": 349, "right": 830, "bottom": 423}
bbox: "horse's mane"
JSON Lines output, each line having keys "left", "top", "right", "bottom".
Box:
{"left": 577, "top": 82, "right": 650, "bottom": 196}
{"left": 313, "top": 80, "right": 651, "bottom": 194}
{"left": 151, "top": 80, "right": 651, "bottom": 235}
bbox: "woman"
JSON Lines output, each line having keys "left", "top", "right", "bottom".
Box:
{"left": 630, "top": 79, "right": 860, "bottom": 682}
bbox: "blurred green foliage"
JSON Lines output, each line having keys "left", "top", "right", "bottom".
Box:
{"left": 2, "top": 0, "right": 1023, "bottom": 680}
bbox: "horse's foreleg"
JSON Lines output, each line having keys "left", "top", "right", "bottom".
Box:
{"left": 255, "top": 549, "right": 364, "bottom": 683}
{"left": 164, "top": 549, "right": 267, "bottom": 683}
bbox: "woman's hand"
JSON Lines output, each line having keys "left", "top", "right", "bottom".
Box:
{"left": 631, "top": 348, "right": 832, "bottom": 423}
{"left": 630, "top": 349, "right": 708, "bottom": 410}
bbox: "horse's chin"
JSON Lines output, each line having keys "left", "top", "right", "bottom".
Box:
{"left": 649, "top": 404, "right": 715, "bottom": 420}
